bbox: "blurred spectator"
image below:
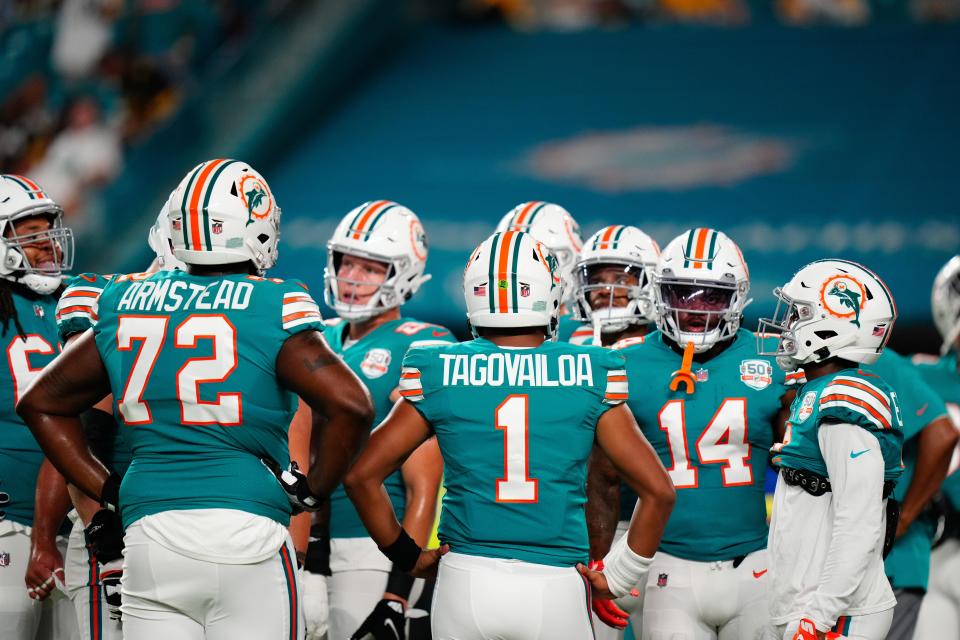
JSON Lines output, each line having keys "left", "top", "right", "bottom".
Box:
{"left": 31, "top": 95, "right": 122, "bottom": 225}
{"left": 657, "top": 0, "right": 749, "bottom": 24}
{"left": 777, "top": 0, "right": 870, "bottom": 25}
{"left": 0, "top": 74, "right": 60, "bottom": 174}
{"left": 51, "top": 0, "right": 122, "bottom": 80}
{"left": 911, "top": 0, "right": 960, "bottom": 21}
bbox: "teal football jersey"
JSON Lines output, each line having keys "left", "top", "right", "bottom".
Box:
{"left": 774, "top": 368, "right": 905, "bottom": 482}
{"left": 322, "top": 317, "right": 455, "bottom": 538}
{"left": 55, "top": 273, "right": 132, "bottom": 477}
{"left": 556, "top": 313, "right": 585, "bottom": 343}
{"left": 914, "top": 353, "right": 960, "bottom": 511}
{"left": 92, "top": 270, "right": 324, "bottom": 528}
{"left": 402, "top": 338, "right": 627, "bottom": 567}
{"left": 866, "top": 350, "right": 948, "bottom": 590}
{"left": 621, "top": 329, "right": 785, "bottom": 561}
{"left": 0, "top": 287, "right": 60, "bottom": 527}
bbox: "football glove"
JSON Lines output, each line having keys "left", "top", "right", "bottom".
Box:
{"left": 350, "top": 599, "right": 405, "bottom": 640}
{"left": 301, "top": 569, "right": 329, "bottom": 640}
{"left": 589, "top": 560, "right": 631, "bottom": 630}
{"left": 84, "top": 508, "right": 124, "bottom": 564}
{"left": 100, "top": 561, "right": 123, "bottom": 622}
{"left": 305, "top": 524, "right": 331, "bottom": 576}
{"left": 262, "top": 459, "right": 324, "bottom": 514}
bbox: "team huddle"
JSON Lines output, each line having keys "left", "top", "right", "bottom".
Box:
{"left": 0, "top": 161, "right": 958, "bottom": 640}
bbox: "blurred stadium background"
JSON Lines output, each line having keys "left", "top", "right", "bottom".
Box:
{"left": 4, "top": 0, "right": 958, "bottom": 350}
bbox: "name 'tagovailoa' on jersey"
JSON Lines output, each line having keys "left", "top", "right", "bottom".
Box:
{"left": 774, "top": 368, "right": 904, "bottom": 482}
{"left": 400, "top": 338, "right": 627, "bottom": 567}
{"left": 322, "top": 318, "right": 455, "bottom": 538}
{"left": 55, "top": 273, "right": 132, "bottom": 478}
{"left": 621, "top": 329, "right": 786, "bottom": 562}
{"left": 92, "top": 270, "right": 325, "bottom": 528}
{"left": 0, "top": 285, "right": 60, "bottom": 527}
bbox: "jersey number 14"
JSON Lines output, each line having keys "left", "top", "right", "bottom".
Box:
{"left": 659, "top": 398, "right": 752, "bottom": 488}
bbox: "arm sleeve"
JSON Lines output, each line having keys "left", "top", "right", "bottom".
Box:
{"left": 807, "top": 422, "right": 886, "bottom": 631}
{"left": 56, "top": 274, "right": 107, "bottom": 341}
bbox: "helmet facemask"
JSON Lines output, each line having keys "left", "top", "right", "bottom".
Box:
{"left": 573, "top": 261, "right": 653, "bottom": 335}
{"left": 655, "top": 275, "right": 746, "bottom": 353}
{"left": 757, "top": 288, "right": 819, "bottom": 370}
{"left": 933, "top": 257, "right": 960, "bottom": 355}
{"left": 1, "top": 207, "right": 74, "bottom": 294}
{"left": 324, "top": 247, "right": 427, "bottom": 321}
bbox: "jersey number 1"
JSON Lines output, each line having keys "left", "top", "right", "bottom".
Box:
{"left": 659, "top": 398, "right": 752, "bottom": 488}
{"left": 118, "top": 315, "right": 241, "bottom": 426}
{"left": 495, "top": 395, "right": 538, "bottom": 502}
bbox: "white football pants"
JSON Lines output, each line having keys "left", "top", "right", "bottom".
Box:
{"left": 120, "top": 522, "right": 303, "bottom": 640}
{"left": 593, "top": 520, "right": 644, "bottom": 640}
{"left": 641, "top": 549, "right": 770, "bottom": 640}
{"left": 431, "top": 551, "right": 594, "bottom": 640}
{"left": 914, "top": 538, "right": 960, "bottom": 640}
{"left": 64, "top": 515, "right": 122, "bottom": 640}
{"left": 326, "top": 537, "right": 390, "bottom": 640}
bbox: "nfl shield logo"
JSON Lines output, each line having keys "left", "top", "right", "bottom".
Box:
{"left": 211, "top": 221, "right": 223, "bottom": 235}
{"left": 520, "top": 282, "right": 531, "bottom": 297}
{"left": 33, "top": 304, "right": 44, "bottom": 318}
{"left": 657, "top": 573, "right": 668, "bottom": 588}
{"left": 172, "top": 218, "right": 182, "bottom": 231}
{"left": 694, "top": 368, "right": 708, "bottom": 382}
{"left": 0, "top": 551, "right": 10, "bottom": 567}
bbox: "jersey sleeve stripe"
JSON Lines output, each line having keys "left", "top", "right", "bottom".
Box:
{"left": 819, "top": 400, "right": 885, "bottom": 431}
{"left": 282, "top": 310, "right": 322, "bottom": 323}
{"left": 832, "top": 375, "right": 887, "bottom": 399}
{"left": 829, "top": 378, "right": 890, "bottom": 408}
{"left": 282, "top": 315, "right": 323, "bottom": 330}
{"left": 820, "top": 394, "right": 890, "bottom": 429}
{"left": 56, "top": 305, "right": 98, "bottom": 319}
{"left": 822, "top": 384, "right": 892, "bottom": 423}
{"left": 63, "top": 288, "right": 101, "bottom": 298}
{"left": 282, "top": 300, "right": 320, "bottom": 314}
{"left": 607, "top": 375, "right": 627, "bottom": 382}
{"left": 283, "top": 292, "right": 313, "bottom": 302}
{"left": 409, "top": 339, "right": 452, "bottom": 348}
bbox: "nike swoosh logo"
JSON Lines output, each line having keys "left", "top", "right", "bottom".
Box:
{"left": 752, "top": 569, "right": 767, "bottom": 579}
{"left": 432, "top": 330, "right": 448, "bottom": 337}
{"left": 917, "top": 403, "right": 928, "bottom": 416}
{"left": 850, "top": 449, "right": 871, "bottom": 459}
{"left": 384, "top": 618, "right": 400, "bottom": 640}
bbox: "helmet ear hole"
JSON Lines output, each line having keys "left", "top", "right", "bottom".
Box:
{"left": 258, "top": 234, "right": 270, "bottom": 244}
{"left": 814, "top": 330, "right": 837, "bottom": 341}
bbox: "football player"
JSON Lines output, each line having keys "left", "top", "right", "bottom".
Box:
{"left": 587, "top": 228, "right": 792, "bottom": 640}
{"left": 16, "top": 159, "right": 374, "bottom": 639}
{"left": 0, "top": 174, "right": 78, "bottom": 640}
{"left": 913, "top": 255, "right": 960, "bottom": 639}
{"left": 495, "top": 201, "right": 584, "bottom": 342}
{"left": 570, "top": 224, "right": 660, "bottom": 637}
{"left": 759, "top": 259, "right": 903, "bottom": 639}
{"left": 344, "top": 230, "right": 675, "bottom": 639}
{"left": 319, "top": 201, "right": 454, "bottom": 640}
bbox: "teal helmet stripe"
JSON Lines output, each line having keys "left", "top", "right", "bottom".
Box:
{"left": 683, "top": 228, "right": 698, "bottom": 268}
{"left": 509, "top": 231, "right": 523, "bottom": 312}
{"left": 350, "top": 201, "right": 375, "bottom": 231}
{"left": 364, "top": 203, "right": 397, "bottom": 237}
{"left": 523, "top": 202, "right": 548, "bottom": 226}
{"left": 706, "top": 228, "right": 718, "bottom": 269}
{"left": 200, "top": 159, "right": 239, "bottom": 251}
{"left": 612, "top": 225, "right": 626, "bottom": 249}
{"left": 179, "top": 163, "right": 206, "bottom": 249}
{"left": 487, "top": 232, "right": 502, "bottom": 313}
{"left": 5, "top": 175, "right": 36, "bottom": 199}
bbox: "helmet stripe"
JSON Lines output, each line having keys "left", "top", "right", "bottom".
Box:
{"left": 179, "top": 163, "right": 206, "bottom": 249}
{"left": 497, "top": 231, "right": 517, "bottom": 313}
{"left": 188, "top": 160, "right": 228, "bottom": 251}
{"left": 706, "top": 229, "right": 718, "bottom": 269}
{"left": 364, "top": 203, "right": 397, "bottom": 236}
{"left": 200, "top": 159, "right": 239, "bottom": 251}
{"left": 512, "top": 201, "right": 540, "bottom": 227}
{"left": 683, "top": 228, "right": 696, "bottom": 268}
{"left": 351, "top": 200, "right": 390, "bottom": 240}
{"left": 692, "top": 228, "right": 709, "bottom": 269}
{"left": 612, "top": 225, "right": 626, "bottom": 249}
{"left": 349, "top": 201, "right": 375, "bottom": 231}
{"left": 16, "top": 175, "right": 46, "bottom": 198}
{"left": 6, "top": 175, "right": 43, "bottom": 199}
{"left": 487, "top": 232, "right": 501, "bottom": 313}
{"left": 524, "top": 202, "right": 548, "bottom": 226}
{"left": 510, "top": 230, "right": 523, "bottom": 312}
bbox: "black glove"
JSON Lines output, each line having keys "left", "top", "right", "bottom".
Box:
{"left": 84, "top": 508, "right": 125, "bottom": 563}
{"left": 263, "top": 459, "right": 323, "bottom": 514}
{"left": 350, "top": 599, "right": 405, "bottom": 640}
{"left": 100, "top": 564, "right": 123, "bottom": 621}
{"left": 305, "top": 524, "right": 331, "bottom": 576}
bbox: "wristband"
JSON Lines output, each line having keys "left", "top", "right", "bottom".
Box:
{"left": 602, "top": 535, "right": 654, "bottom": 599}
{"left": 378, "top": 528, "right": 421, "bottom": 573}
{"left": 100, "top": 472, "right": 121, "bottom": 511}
{"left": 385, "top": 562, "right": 416, "bottom": 599}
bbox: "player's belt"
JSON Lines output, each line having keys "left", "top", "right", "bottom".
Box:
{"left": 780, "top": 467, "right": 896, "bottom": 499}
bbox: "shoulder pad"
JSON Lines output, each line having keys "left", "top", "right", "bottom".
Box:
{"left": 819, "top": 373, "right": 895, "bottom": 431}
{"left": 612, "top": 336, "right": 645, "bottom": 350}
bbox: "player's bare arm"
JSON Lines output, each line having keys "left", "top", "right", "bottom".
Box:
{"left": 585, "top": 444, "right": 622, "bottom": 559}
{"left": 897, "top": 415, "right": 958, "bottom": 537}
{"left": 344, "top": 399, "right": 447, "bottom": 578}
{"left": 400, "top": 435, "right": 443, "bottom": 548}
{"left": 25, "top": 459, "right": 71, "bottom": 600}
{"left": 276, "top": 329, "right": 374, "bottom": 498}
{"left": 16, "top": 330, "right": 113, "bottom": 502}
{"left": 287, "top": 398, "right": 314, "bottom": 562}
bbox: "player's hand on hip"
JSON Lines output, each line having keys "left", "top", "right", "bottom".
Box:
{"left": 350, "top": 598, "right": 406, "bottom": 640}
{"left": 84, "top": 508, "right": 125, "bottom": 563}
{"left": 25, "top": 536, "right": 64, "bottom": 601}
{"left": 587, "top": 559, "right": 632, "bottom": 629}
{"left": 409, "top": 544, "right": 448, "bottom": 579}
{"left": 577, "top": 561, "right": 619, "bottom": 600}
{"left": 263, "top": 459, "right": 324, "bottom": 514}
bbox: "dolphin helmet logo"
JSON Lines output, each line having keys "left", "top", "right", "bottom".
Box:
{"left": 821, "top": 275, "right": 865, "bottom": 327}
{"left": 238, "top": 175, "right": 273, "bottom": 225}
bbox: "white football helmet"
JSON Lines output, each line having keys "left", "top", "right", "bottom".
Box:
{"left": 167, "top": 159, "right": 280, "bottom": 275}
{"left": 464, "top": 230, "right": 562, "bottom": 337}
{"left": 653, "top": 228, "right": 750, "bottom": 353}
{"left": 572, "top": 225, "right": 660, "bottom": 335}
{"left": 147, "top": 201, "right": 186, "bottom": 271}
{"left": 496, "top": 201, "right": 583, "bottom": 301}
{"left": 931, "top": 255, "right": 960, "bottom": 355}
{"left": 324, "top": 201, "right": 430, "bottom": 321}
{"left": 0, "top": 174, "right": 74, "bottom": 294}
{"left": 758, "top": 259, "right": 897, "bottom": 370}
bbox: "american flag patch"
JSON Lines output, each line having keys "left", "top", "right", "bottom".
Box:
{"left": 473, "top": 284, "right": 486, "bottom": 296}
{"left": 872, "top": 324, "right": 886, "bottom": 337}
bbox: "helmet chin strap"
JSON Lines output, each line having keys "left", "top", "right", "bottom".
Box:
{"left": 18, "top": 272, "right": 62, "bottom": 295}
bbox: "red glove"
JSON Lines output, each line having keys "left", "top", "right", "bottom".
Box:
{"left": 588, "top": 560, "right": 631, "bottom": 630}
{"left": 791, "top": 619, "right": 826, "bottom": 640}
